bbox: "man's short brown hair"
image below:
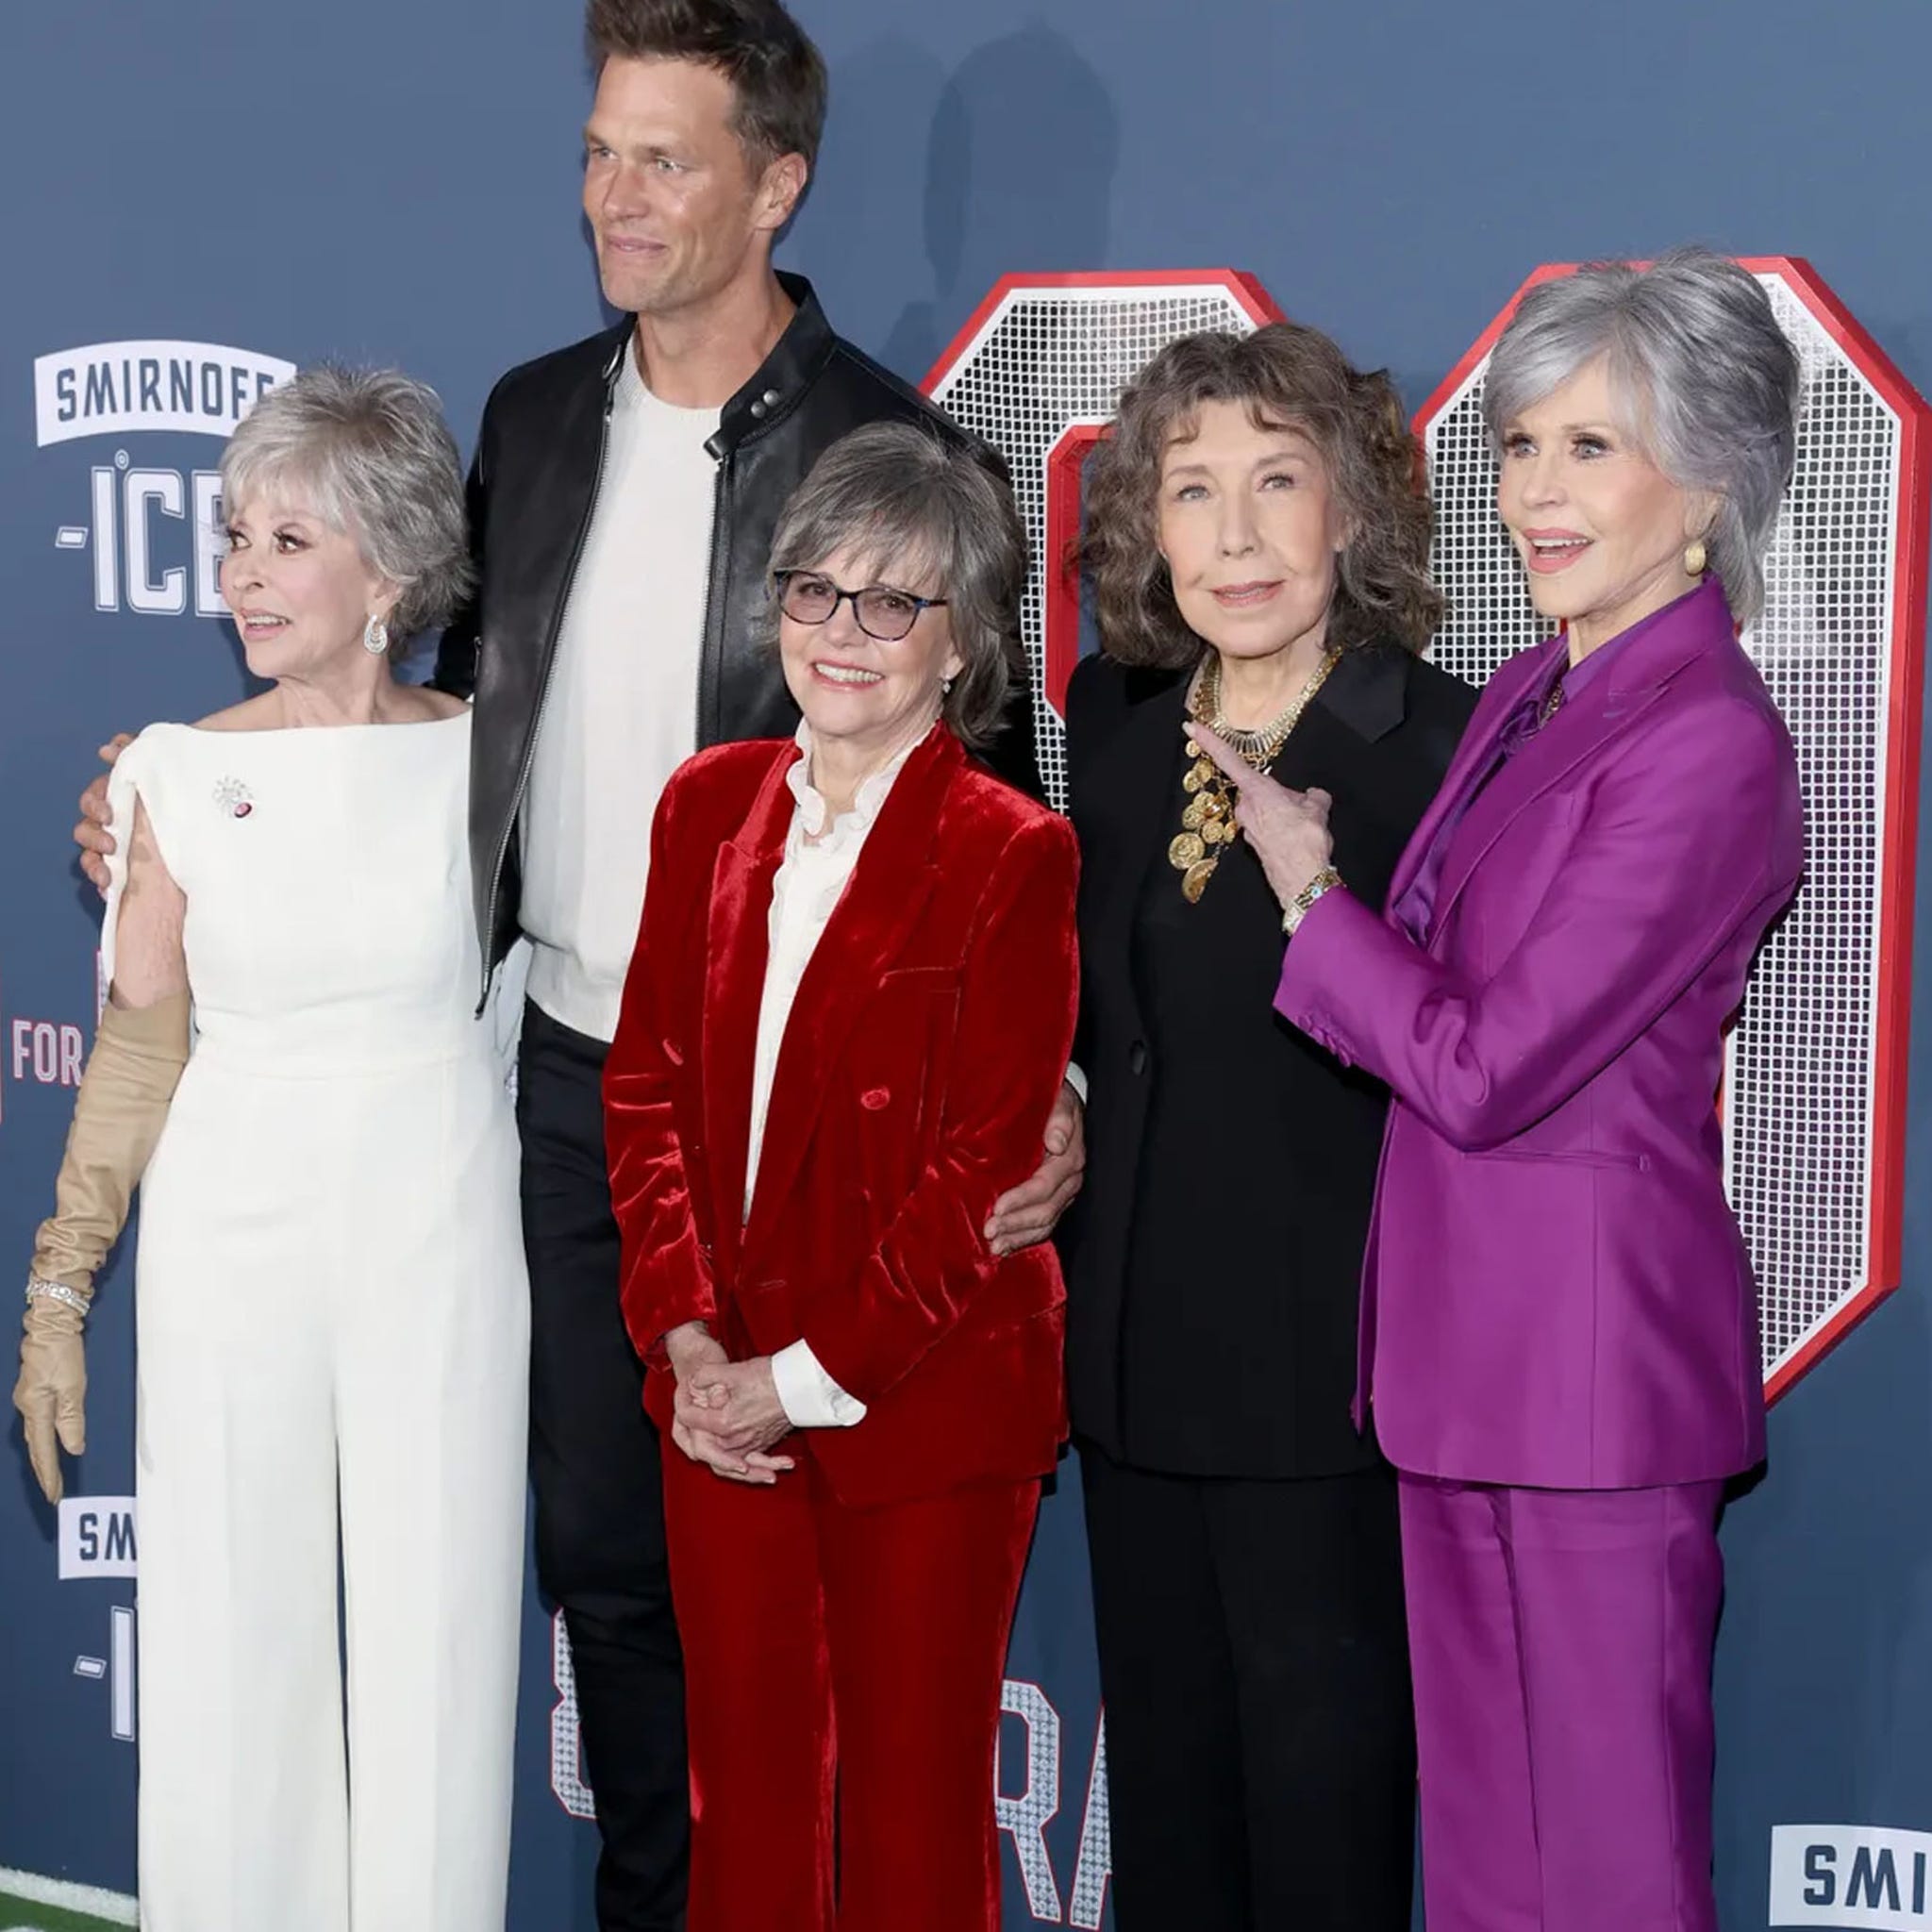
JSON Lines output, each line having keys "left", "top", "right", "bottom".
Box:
{"left": 586, "top": 0, "right": 828, "bottom": 181}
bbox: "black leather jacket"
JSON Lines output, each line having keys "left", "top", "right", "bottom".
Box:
{"left": 433, "top": 273, "right": 1039, "bottom": 991}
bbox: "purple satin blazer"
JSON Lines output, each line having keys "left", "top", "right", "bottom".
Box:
{"left": 1275, "top": 581, "right": 1804, "bottom": 1489}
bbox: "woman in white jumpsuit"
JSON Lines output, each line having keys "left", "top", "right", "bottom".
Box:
{"left": 13, "top": 367, "right": 528, "bottom": 1932}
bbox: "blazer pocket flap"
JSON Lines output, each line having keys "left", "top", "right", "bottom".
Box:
{"left": 874, "top": 964, "right": 962, "bottom": 990}
{"left": 1471, "top": 1144, "right": 1649, "bottom": 1173}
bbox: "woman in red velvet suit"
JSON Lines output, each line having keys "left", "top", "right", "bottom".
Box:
{"left": 605, "top": 422, "right": 1079, "bottom": 1932}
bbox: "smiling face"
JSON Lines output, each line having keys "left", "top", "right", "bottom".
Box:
{"left": 219, "top": 490, "right": 393, "bottom": 680}
{"left": 1497, "top": 356, "right": 1716, "bottom": 657}
{"left": 1155, "top": 396, "right": 1350, "bottom": 673}
{"left": 582, "top": 56, "right": 802, "bottom": 321}
{"left": 777, "top": 541, "right": 963, "bottom": 771}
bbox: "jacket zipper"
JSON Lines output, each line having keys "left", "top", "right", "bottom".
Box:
{"left": 693, "top": 389, "right": 791, "bottom": 747}
{"left": 694, "top": 451, "right": 729, "bottom": 748}
{"left": 476, "top": 384, "right": 617, "bottom": 1011}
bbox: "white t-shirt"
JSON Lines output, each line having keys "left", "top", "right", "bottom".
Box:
{"left": 520, "top": 345, "right": 721, "bottom": 1043}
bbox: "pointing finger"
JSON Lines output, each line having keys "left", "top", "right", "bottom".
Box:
{"left": 1183, "top": 722, "right": 1250, "bottom": 785}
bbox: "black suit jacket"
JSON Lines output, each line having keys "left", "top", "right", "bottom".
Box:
{"left": 1059, "top": 643, "right": 1475, "bottom": 1476}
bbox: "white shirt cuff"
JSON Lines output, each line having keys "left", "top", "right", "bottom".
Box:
{"left": 1062, "top": 1061, "right": 1089, "bottom": 1107}
{"left": 772, "top": 1340, "right": 868, "bottom": 1428}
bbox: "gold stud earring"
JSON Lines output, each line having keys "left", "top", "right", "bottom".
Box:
{"left": 1683, "top": 539, "right": 1707, "bottom": 578}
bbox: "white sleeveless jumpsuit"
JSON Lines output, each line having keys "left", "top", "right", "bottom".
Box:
{"left": 105, "top": 715, "right": 527, "bottom": 1932}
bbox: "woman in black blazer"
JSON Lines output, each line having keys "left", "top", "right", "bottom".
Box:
{"left": 1061, "top": 324, "right": 1474, "bottom": 1932}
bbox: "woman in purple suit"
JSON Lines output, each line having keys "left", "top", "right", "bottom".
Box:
{"left": 1188, "top": 249, "right": 1805, "bottom": 1932}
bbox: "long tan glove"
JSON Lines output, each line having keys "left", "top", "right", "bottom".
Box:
{"left": 15, "top": 992, "right": 190, "bottom": 1503}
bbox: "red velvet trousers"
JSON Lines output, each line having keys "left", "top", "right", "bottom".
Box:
{"left": 662, "top": 1442, "right": 1039, "bottom": 1932}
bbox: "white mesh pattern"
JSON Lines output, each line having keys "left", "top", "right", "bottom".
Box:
{"left": 929, "top": 285, "right": 1265, "bottom": 811}
{"left": 1422, "top": 270, "right": 1905, "bottom": 1388}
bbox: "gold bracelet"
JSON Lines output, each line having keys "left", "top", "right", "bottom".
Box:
{"left": 1282, "top": 865, "right": 1343, "bottom": 937}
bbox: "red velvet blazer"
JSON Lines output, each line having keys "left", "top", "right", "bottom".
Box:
{"left": 605, "top": 725, "right": 1080, "bottom": 1508}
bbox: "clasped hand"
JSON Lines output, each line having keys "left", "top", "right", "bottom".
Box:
{"left": 662, "top": 1323, "right": 795, "bottom": 1486}
{"left": 1185, "top": 722, "right": 1336, "bottom": 911}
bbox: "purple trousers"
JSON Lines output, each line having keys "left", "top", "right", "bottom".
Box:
{"left": 1398, "top": 1474, "right": 1726, "bottom": 1932}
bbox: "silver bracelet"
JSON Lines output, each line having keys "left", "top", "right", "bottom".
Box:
{"left": 26, "top": 1278, "right": 91, "bottom": 1319}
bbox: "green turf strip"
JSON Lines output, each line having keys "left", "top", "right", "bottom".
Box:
{"left": 0, "top": 1891, "right": 127, "bottom": 1932}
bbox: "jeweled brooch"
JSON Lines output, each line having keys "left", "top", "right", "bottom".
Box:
{"left": 213, "top": 776, "right": 255, "bottom": 819}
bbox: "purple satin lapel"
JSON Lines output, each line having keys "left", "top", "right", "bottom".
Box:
{"left": 1387, "top": 639, "right": 1561, "bottom": 944}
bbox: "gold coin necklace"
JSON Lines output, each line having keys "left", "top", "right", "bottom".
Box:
{"left": 1172, "top": 647, "right": 1341, "bottom": 903}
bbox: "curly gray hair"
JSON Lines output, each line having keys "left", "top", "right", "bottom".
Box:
{"left": 762, "top": 421, "right": 1025, "bottom": 749}
{"left": 220, "top": 364, "right": 474, "bottom": 651}
{"left": 1482, "top": 248, "right": 1799, "bottom": 624}
{"left": 1080, "top": 323, "right": 1443, "bottom": 664}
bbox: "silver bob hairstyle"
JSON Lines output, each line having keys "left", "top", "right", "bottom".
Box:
{"left": 220, "top": 365, "right": 475, "bottom": 653}
{"left": 763, "top": 420, "right": 1025, "bottom": 748}
{"left": 1482, "top": 248, "right": 1800, "bottom": 625}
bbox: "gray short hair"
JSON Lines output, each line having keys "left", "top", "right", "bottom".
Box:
{"left": 220, "top": 364, "right": 474, "bottom": 649}
{"left": 764, "top": 422, "right": 1025, "bottom": 748}
{"left": 1482, "top": 248, "right": 1799, "bottom": 623}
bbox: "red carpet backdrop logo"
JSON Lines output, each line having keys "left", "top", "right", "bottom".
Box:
{"left": 32, "top": 340, "right": 293, "bottom": 620}
{"left": 1770, "top": 1824, "right": 1932, "bottom": 1925}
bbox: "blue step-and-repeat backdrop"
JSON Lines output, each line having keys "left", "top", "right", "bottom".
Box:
{"left": 5, "top": 5, "right": 1932, "bottom": 1929}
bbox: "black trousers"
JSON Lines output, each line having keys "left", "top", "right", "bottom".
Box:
{"left": 1080, "top": 1447, "right": 1416, "bottom": 1932}
{"left": 519, "top": 1000, "right": 688, "bottom": 1931}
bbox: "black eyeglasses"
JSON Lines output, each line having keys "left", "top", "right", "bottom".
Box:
{"left": 773, "top": 570, "right": 947, "bottom": 643}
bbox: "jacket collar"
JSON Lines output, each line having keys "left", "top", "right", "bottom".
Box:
{"left": 701, "top": 724, "right": 962, "bottom": 1267}
{"left": 597, "top": 271, "right": 836, "bottom": 458}
{"left": 1593, "top": 576, "right": 1737, "bottom": 693}
{"left": 786, "top": 718, "right": 928, "bottom": 841}
{"left": 1383, "top": 638, "right": 1553, "bottom": 912}
{"left": 1316, "top": 640, "right": 1419, "bottom": 743}
{"left": 1419, "top": 580, "right": 1739, "bottom": 937}
{"left": 1109, "top": 635, "right": 1417, "bottom": 738}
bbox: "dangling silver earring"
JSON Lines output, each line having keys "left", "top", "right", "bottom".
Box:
{"left": 362, "top": 614, "right": 390, "bottom": 657}
{"left": 941, "top": 675, "right": 956, "bottom": 698}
